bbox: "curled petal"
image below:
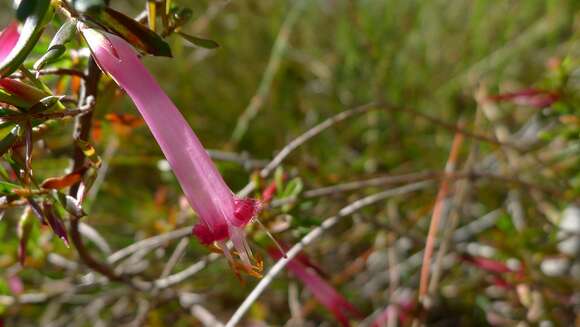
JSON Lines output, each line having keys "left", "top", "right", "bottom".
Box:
{"left": 192, "top": 221, "right": 228, "bottom": 245}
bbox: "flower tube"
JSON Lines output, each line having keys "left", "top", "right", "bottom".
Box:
{"left": 269, "top": 248, "right": 361, "bottom": 326}
{"left": 0, "top": 22, "right": 19, "bottom": 63}
{"left": 80, "top": 26, "right": 260, "bottom": 269}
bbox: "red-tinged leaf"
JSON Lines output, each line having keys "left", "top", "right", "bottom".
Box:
{"left": 26, "top": 198, "right": 45, "bottom": 223}
{"left": 0, "top": 78, "right": 48, "bottom": 109}
{"left": 488, "top": 88, "right": 560, "bottom": 108}
{"left": 461, "top": 255, "right": 512, "bottom": 274}
{"left": 41, "top": 167, "right": 87, "bottom": 189}
{"left": 0, "top": 124, "right": 20, "bottom": 157}
{"left": 491, "top": 275, "right": 513, "bottom": 290}
{"left": 42, "top": 202, "right": 69, "bottom": 247}
{"left": 269, "top": 244, "right": 326, "bottom": 277}
{"left": 85, "top": 7, "right": 172, "bottom": 57}
{"left": 261, "top": 179, "right": 278, "bottom": 204}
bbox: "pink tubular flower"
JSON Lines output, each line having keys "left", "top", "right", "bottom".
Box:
{"left": 80, "top": 26, "right": 260, "bottom": 268}
{"left": 269, "top": 248, "right": 361, "bottom": 327}
{"left": 0, "top": 22, "right": 19, "bottom": 63}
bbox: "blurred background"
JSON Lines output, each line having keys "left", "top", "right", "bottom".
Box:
{"left": 1, "top": 0, "right": 579, "bottom": 326}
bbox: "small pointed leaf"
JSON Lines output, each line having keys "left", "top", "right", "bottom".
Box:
{"left": 85, "top": 7, "right": 172, "bottom": 57}
{"left": 177, "top": 32, "right": 219, "bottom": 49}
{"left": 33, "top": 19, "right": 77, "bottom": 71}
{"left": 27, "top": 95, "right": 64, "bottom": 114}
{"left": 0, "top": 125, "right": 20, "bottom": 156}
{"left": 42, "top": 201, "right": 69, "bottom": 247}
{"left": 0, "top": 180, "right": 20, "bottom": 194}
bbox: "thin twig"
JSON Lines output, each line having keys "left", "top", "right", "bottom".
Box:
{"left": 418, "top": 127, "right": 464, "bottom": 302}
{"left": 428, "top": 112, "right": 483, "bottom": 293}
{"left": 260, "top": 102, "right": 379, "bottom": 178}
{"left": 107, "top": 227, "right": 191, "bottom": 264}
{"left": 160, "top": 238, "right": 190, "bottom": 279}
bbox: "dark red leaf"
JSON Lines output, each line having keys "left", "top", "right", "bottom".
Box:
{"left": 40, "top": 167, "right": 87, "bottom": 189}
{"left": 488, "top": 88, "right": 560, "bottom": 108}
{"left": 42, "top": 202, "right": 69, "bottom": 247}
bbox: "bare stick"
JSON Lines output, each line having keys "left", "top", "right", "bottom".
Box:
{"left": 418, "top": 128, "right": 464, "bottom": 302}
{"left": 154, "top": 253, "right": 220, "bottom": 289}
{"left": 107, "top": 226, "right": 191, "bottom": 264}
{"left": 160, "top": 238, "right": 190, "bottom": 279}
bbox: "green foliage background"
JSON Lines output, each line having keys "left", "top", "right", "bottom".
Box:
{"left": 1, "top": 0, "right": 579, "bottom": 325}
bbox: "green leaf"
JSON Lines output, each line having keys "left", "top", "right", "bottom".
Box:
{"left": 282, "top": 178, "right": 303, "bottom": 198}
{"left": 281, "top": 178, "right": 303, "bottom": 212}
{"left": 34, "top": 19, "right": 77, "bottom": 71}
{"left": 0, "top": 125, "right": 20, "bottom": 157}
{"left": 0, "top": 0, "right": 54, "bottom": 77}
{"left": 0, "top": 181, "right": 20, "bottom": 194}
{"left": 0, "top": 89, "right": 31, "bottom": 108}
{"left": 177, "top": 32, "right": 219, "bottom": 49}
{"left": 86, "top": 7, "right": 172, "bottom": 57}
{"left": 28, "top": 96, "right": 64, "bottom": 114}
